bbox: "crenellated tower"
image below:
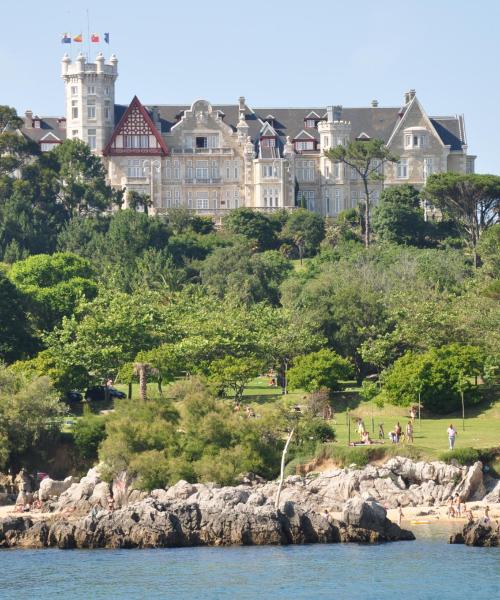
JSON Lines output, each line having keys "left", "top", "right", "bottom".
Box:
{"left": 61, "top": 52, "right": 118, "bottom": 153}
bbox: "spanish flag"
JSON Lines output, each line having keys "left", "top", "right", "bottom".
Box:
{"left": 73, "top": 33, "right": 83, "bottom": 43}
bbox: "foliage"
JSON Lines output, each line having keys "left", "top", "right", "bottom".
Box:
{"left": 208, "top": 355, "right": 263, "bottom": 402}
{"left": 223, "top": 208, "right": 278, "bottom": 251}
{"left": 8, "top": 252, "right": 98, "bottom": 331}
{"left": 380, "top": 344, "right": 486, "bottom": 414}
{"left": 477, "top": 223, "right": 500, "bottom": 278}
{"left": 0, "top": 269, "right": 36, "bottom": 363}
{"left": 372, "top": 184, "right": 426, "bottom": 245}
{"left": 425, "top": 173, "right": 500, "bottom": 266}
{"left": 280, "top": 208, "right": 325, "bottom": 258}
{"left": 438, "top": 447, "right": 481, "bottom": 466}
{"left": 73, "top": 408, "right": 106, "bottom": 462}
{"left": 287, "top": 349, "right": 352, "bottom": 392}
{"left": 0, "top": 365, "right": 66, "bottom": 469}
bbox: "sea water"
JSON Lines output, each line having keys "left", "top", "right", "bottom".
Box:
{"left": 1, "top": 526, "right": 498, "bottom": 599}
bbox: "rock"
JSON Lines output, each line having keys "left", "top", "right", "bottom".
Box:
{"left": 484, "top": 479, "right": 500, "bottom": 503}
{"left": 165, "top": 480, "right": 197, "bottom": 500}
{"left": 39, "top": 476, "right": 78, "bottom": 501}
{"left": 454, "top": 462, "right": 485, "bottom": 501}
{"left": 450, "top": 520, "right": 500, "bottom": 547}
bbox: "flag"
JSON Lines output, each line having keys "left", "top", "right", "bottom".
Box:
{"left": 104, "top": 32, "right": 110, "bottom": 44}
{"left": 91, "top": 33, "right": 100, "bottom": 43}
{"left": 73, "top": 34, "right": 83, "bottom": 43}
{"left": 61, "top": 33, "right": 71, "bottom": 44}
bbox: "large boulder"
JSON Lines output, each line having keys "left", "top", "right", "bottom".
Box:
{"left": 454, "top": 462, "right": 485, "bottom": 501}
{"left": 39, "top": 476, "right": 78, "bottom": 501}
{"left": 450, "top": 520, "right": 499, "bottom": 547}
{"left": 342, "top": 496, "right": 414, "bottom": 541}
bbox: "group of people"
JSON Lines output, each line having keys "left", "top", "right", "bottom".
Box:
{"left": 387, "top": 421, "right": 414, "bottom": 444}
{"left": 233, "top": 402, "right": 256, "bottom": 418}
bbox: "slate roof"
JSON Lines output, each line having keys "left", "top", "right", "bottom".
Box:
{"left": 21, "top": 117, "right": 66, "bottom": 143}
{"left": 430, "top": 116, "right": 466, "bottom": 151}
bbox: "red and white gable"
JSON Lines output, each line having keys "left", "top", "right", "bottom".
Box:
{"left": 103, "top": 96, "right": 169, "bottom": 156}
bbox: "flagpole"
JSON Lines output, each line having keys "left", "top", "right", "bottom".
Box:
{"left": 86, "top": 8, "right": 91, "bottom": 60}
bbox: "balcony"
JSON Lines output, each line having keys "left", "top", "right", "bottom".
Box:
{"left": 183, "top": 177, "right": 221, "bottom": 185}
{"left": 171, "top": 147, "right": 234, "bottom": 155}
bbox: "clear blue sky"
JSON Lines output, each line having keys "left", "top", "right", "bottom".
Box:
{"left": 1, "top": 0, "right": 499, "bottom": 173}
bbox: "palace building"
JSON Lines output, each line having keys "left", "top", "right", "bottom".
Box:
{"left": 21, "top": 53, "right": 476, "bottom": 217}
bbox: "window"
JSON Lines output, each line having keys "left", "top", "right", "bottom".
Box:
{"left": 87, "top": 85, "right": 96, "bottom": 95}
{"left": 174, "top": 189, "right": 181, "bottom": 207}
{"left": 104, "top": 101, "right": 111, "bottom": 120}
{"left": 211, "top": 160, "right": 219, "bottom": 178}
{"left": 87, "top": 129, "right": 96, "bottom": 150}
{"left": 185, "top": 136, "right": 194, "bottom": 149}
{"left": 397, "top": 158, "right": 408, "bottom": 179}
{"left": 225, "top": 161, "right": 230, "bottom": 179}
{"left": 295, "top": 140, "right": 315, "bottom": 151}
{"left": 165, "top": 160, "right": 172, "bottom": 180}
{"left": 296, "top": 160, "right": 315, "bottom": 182}
{"left": 187, "top": 191, "right": 193, "bottom": 208}
{"left": 41, "top": 142, "right": 53, "bottom": 152}
{"left": 350, "top": 167, "right": 359, "bottom": 180}
{"left": 165, "top": 190, "right": 172, "bottom": 208}
{"left": 127, "top": 159, "right": 143, "bottom": 178}
{"left": 405, "top": 131, "right": 426, "bottom": 149}
{"left": 305, "top": 119, "right": 316, "bottom": 128}
{"left": 263, "top": 187, "right": 279, "bottom": 207}
{"left": 351, "top": 190, "right": 358, "bottom": 209}
{"left": 233, "top": 189, "right": 240, "bottom": 209}
{"left": 72, "top": 129, "right": 78, "bottom": 138}
{"left": 208, "top": 134, "right": 219, "bottom": 149}
{"left": 186, "top": 160, "right": 193, "bottom": 179}
{"left": 123, "top": 135, "right": 150, "bottom": 149}
{"left": 333, "top": 162, "right": 341, "bottom": 179}
{"left": 71, "top": 100, "right": 78, "bottom": 119}
{"left": 87, "top": 98, "right": 96, "bottom": 120}
{"left": 261, "top": 137, "right": 276, "bottom": 148}
{"left": 173, "top": 160, "right": 180, "bottom": 180}
{"left": 195, "top": 160, "right": 209, "bottom": 180}
{"left": 262, "top": 164, "right": 278, "bottom": 178}
{"left": 196, "top": 191, "right": 209, "bottom": 209}
{"left": 71, "top": 86, "right": 78, "bottom": 96}
{"left": 323, "top": 136, "right": 330, "bottom": 148}
{"left": 302, "top": 190, "right": 315, "bottom": 211}
{"left": 423, "top": 157, "right": 433, "bottom": 180}
{"left": 104, "top": 86, "right": 110, "bottom": 96}
{"left": 324, "top": 191, "right": 330, "bottom": 214}
{"left": 234, "top": 162, "right": 239, "bottom": 179}
{"left": 196, "top": 136, "right": 207, "bottom": 148}
{"left": 325, "top": 165, "right": 330, "bottom": 178}
{"left": 333, "top": 189, "right": 342, "bottom": 214}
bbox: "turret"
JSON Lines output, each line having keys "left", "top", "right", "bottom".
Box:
{"left": 61, "top": 53, "right": 118, "bottom": 153}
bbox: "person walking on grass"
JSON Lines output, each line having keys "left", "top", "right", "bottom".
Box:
{"left": 447, "top": 424, "right": 457, "bottom": 450}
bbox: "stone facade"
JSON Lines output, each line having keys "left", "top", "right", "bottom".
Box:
{"left": 24, "top": 52, "right": 477, "bottom": 218}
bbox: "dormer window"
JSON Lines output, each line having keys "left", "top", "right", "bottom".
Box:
{"left": 305, "top": 119, "right": 316, "bottom": 128}
{"left": 295, "top": 140, "right": 315, "bottom": 151}
{"left": 33, "top": 118, "right": 41, "bottom": 129}
{"left": 261, "top": 137, "right": 276, "bottom": 148}
{"left": 304, "top": 111, "right": 320, "bottom": 129}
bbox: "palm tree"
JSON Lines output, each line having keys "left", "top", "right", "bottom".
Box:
{"left": 133, "top": 362, "right": 159, "bottom": 401}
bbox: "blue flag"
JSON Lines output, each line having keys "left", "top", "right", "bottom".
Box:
{"left": 104, "top": 32, "right": 110, "bottom": 44}
{"left": 61, "top": 33, "right": 71, "bottom": 44}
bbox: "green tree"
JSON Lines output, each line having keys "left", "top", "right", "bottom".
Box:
{"left": 0, "top": 106, "right": 24, "bottom": 130}
{"left": 208, "top": 355, "right": 263, "bottom": 403}
{"left": 325, "top": 139, "right": 398, "bottom": 247}
{"left": 0, "top": 133, "right": 39, "bottom": 176}
{"left": 287, "top": 348, "right": 352, "bottom": 393}
{"left": 8, "top": 252, "right": 98, "bottom": 331}
{"left": 224, "top": 208, "right": 277, "bottom": 250}
{"left": 0, "top": 268, "right": 36, "bottom": 363}
{"left": 127, "top": 190, "right": 153, "bottom": 215}
{"left": 281, "top": 208, "right": 325, "bottom": 258}
{"left": 477, "top": 222, "right": 500, "bottom": 278}
{"left": 380, "top": 343, "right": 485, "bottom": 414}
{"left": 425, "top": 173, "right": 500, "bottom": 267}
{"left": 372, "top": 184, "right": 426, "bottom": 245}
{"left": 73, "top": 408, "right": 106, "bottom": 462}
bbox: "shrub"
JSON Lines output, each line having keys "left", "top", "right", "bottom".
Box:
{"left": 439, "top": 447, "right": 481, "bottom": 466}
{"left": 73, "top": 409, "right": 106, "bottom": 462}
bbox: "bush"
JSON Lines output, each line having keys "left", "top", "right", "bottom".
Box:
{"left": 73, "top": 409, "right": 106, "bottom": 462}
{"left": 439, "top": 447, "right": 481, "bottom": 466}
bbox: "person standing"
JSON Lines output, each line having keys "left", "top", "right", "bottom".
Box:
{"left": 395, "top": 422, "right": 402, "bottom": 443}
{"left": 447, "top": 424, "right": 457, "bottom": 450}
{"left": 406, "top": 421, "right": 414, "bottom": 443}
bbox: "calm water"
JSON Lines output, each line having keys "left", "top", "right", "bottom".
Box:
{"left": 1, "top": 526, "right": 498, "bottom": 599}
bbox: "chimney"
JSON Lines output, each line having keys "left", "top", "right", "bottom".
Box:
{"left": 333, "top": 105, "right": 342, "bottom": 120}
{"left": 326, "top": 106, "right": 334, "bottom": 122}
{"left": 24, "top": 110, "right": 33, "bottom": 128}
{"left": 404, "top": 89, "right": 416, "bottom": 104}
{"left": 371, "top": 99, "right": 379, "bottom": 107}
{"left": 409, "top": 89, "right": 416, "bottom": 100}
{"left": 238, "top": 96, "right": 246, "bottom": 111}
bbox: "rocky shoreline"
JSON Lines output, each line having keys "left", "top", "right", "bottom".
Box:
{"left": 1, "top": 457, "right": 498, "bottom": 549}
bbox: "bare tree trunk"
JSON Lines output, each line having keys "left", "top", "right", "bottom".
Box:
{"left": 139, "top": 367, "right": 147, "bottom": 401}
{"left": 275, "top": 428, "right": 295, "bottom": 511}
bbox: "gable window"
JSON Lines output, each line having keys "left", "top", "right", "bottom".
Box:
{"left": 71, "top": 100, "right": 78, "bottom": 119}
{"left": 127, "top": 159, "right": 143, "bottom": 178}
{"left": 196, "top": 136, "right": 207, "bottom": 148}
{"left": 397, "top": 158, "right": 408, "bottom": 179}
{"left": 87, "top": 128, "right": 96, "bottom": 150}
{"left": 123, "top": 135, "right": 150, "bottom": 148}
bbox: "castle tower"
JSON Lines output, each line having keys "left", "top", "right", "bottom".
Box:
{"left": 61, "top": 52, "right": 118, "bottom": 153}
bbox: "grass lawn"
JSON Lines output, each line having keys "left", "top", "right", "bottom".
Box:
{"left": 87, "top": 376, "right": 499, "bottom": 463}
